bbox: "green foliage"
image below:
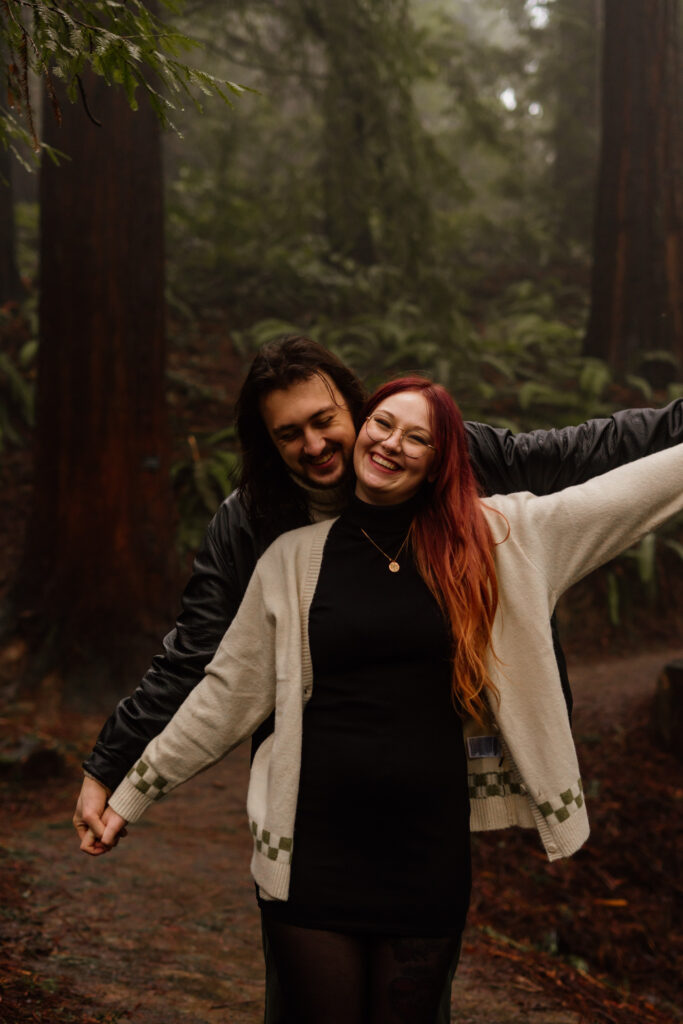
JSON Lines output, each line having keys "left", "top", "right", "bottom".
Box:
{"left": 512, "top": 0, "right": 600, "bottom": 255}
{"left": 171, "top": 427, "right": 240, "bottom": 554}
{"left": 453, "top": 280, "right": 609, "bottom": 428}
{"left": 13, "top": 200, "right": 39, "bottom": 284}
{"left": 0, "top": 0, "right": 247, "bottom": 162}
{"left": 231, "top": 277, "right": 609, "bottom": 431}
{"left": 231, "top": 301, "right": 462, "bottom": 393}
{"left": 164, "top": 0, "right": 603, "bottom": 343}
{"left": 165, "top": 0, "right": 445, "bottom": 316}
{"left": 0, "top": 329, "right": 35, "bottom": 450}
{"left": 311, "top": 0, "right": 437, "bottom": 277}
{"left": 605, "top": 514, "right": 683, "bottom": 626}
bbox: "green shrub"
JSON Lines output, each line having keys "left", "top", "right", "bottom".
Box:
{"left": 171, "top": 427, "right": 240, "bottom": 555}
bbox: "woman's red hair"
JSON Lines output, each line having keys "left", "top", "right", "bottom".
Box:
{"left": 363, "top": 377, "right": 499, "bottom": 723}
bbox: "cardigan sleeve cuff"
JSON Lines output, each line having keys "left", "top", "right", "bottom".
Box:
{"left": 108, "top": 775, "right": 158, "bottom": 823}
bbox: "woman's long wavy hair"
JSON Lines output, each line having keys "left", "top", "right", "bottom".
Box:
{"left": 364, "top": 377, "right": 501, "bottom": 723}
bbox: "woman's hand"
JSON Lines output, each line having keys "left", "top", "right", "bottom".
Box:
{"left": 81, "top": 806, "right": 129, "bottom": 856}
{"left": 100, "top": 806, "right": 128, "bottom": 849}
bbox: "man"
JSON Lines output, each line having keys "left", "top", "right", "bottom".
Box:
{"left": 74, "top": 334, "right": 683, "bottom": 1022}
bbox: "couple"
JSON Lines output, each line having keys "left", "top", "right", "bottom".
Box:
{"left": 76, "top": 336, "right": 683, "bottom": 1024}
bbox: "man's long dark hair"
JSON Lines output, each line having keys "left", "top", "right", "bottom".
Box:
{"left": 235, "top": 335, "right": 367, "bottom": 545}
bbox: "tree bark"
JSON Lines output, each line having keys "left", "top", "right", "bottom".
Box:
{"left": 585, "top": 0, "right": 683, "bottom": 374}
{"left": 13, "top": 71, "right": 176, "bottom": 701}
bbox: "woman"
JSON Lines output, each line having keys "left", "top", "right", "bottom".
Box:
{"left": 99, "top": 377, "right": 683, "bottom": 1023}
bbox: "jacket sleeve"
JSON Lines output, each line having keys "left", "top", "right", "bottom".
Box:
{"left": 84, "top": 492, "right": 259, "bottom": 792}
{"left": 466, "top": 399, "right": 683, "bottom": 496}
{"left": 108, "top": 565, "right": 277, "bottom": 824}
{"left": 502, "top": 443, "right": 683, "bottom": 604}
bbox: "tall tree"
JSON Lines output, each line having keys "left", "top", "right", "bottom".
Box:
{"left": 545, "top": 0, "right": 601, "bottom": 255}
{"left": 12, "top": 71, "right": 175, "bottom": 703}
{"left": 302, "top": 0, "right": 434, "bottom": 278}
{"left": 585, "top": 0, "right": 683, "bottom": 372}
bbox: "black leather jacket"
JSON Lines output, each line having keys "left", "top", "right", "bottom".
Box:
{"left": 85, "top": 402, "right": 683, "bottom": 791}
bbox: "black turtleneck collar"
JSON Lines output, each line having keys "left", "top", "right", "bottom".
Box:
{"left": 343, "top": 490, "right": 425, "bottom": 538}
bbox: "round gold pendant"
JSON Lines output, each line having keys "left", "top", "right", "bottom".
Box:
{"left": 388, "top": 561, "right": 400, "bottom": 573}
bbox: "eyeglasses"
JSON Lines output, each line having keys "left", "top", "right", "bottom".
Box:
{"left": 364, "top": 414, "right": 437, "bottom": 459}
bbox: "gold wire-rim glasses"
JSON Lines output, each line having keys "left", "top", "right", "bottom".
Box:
{"left": 364, "top": 414, "right": 438, "bottom": 459}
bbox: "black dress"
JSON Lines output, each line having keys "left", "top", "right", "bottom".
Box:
{"left": 259, "top": 495, "right": 471, "bottom": 937}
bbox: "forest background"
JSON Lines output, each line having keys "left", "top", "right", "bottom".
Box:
{"left": 0, "top": 1, "right": 682, "bottom": 1022}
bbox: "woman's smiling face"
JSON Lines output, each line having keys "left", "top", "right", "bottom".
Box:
{"left": 353, "top": 390, "right": 437, "bottom": 506}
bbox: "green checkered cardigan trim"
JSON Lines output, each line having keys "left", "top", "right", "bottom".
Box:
{"left": 537, "top": 779, "right": 584, "bottom": 824}
{"left": 126, "top": 759, "right": 169, "bottom": 801}
{"left": 469, "top": 770, "right": 584, "bottom": 826}
{"left": 468, "top": 769, "right": 526, "bottom": 801}
{"left": 250, "top": 821, "right": 293, "bottom": 864}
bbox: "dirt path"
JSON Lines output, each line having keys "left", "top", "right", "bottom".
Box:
{"left": 567, "top": 646, "right": 681, "bottom": 728}
{"left": 2, "top": 645, "right": 680, "bottom": 1023}
{"left": 3, "top": 760, "right": 582, "bottom": 1024}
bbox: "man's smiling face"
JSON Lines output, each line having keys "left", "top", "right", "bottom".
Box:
{"left": 259, "top": 372, "right": 357, "bottom": 488}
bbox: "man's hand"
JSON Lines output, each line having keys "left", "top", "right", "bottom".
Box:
{"left": 74, "top": 775, "right": 127, "bottom": 856}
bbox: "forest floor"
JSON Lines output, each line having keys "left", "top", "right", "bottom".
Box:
{"left": 1, "top": 645, "right": 682, "bottom": 1024}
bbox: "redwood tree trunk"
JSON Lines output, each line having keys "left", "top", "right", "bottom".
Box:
{"left": 585, "top": 0, "right": 683, "bottom": 373}
{"left": 14, "top": 72, "right": 176, "bottom": 699}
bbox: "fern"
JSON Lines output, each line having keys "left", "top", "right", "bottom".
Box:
{"left": 0, "top": 345, "right": 35, "bottom": 452}
{"left": 171, "top": 428, "right": 241, "bottom": 556}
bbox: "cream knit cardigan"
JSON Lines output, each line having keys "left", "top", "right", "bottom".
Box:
{"left": 109, "top": 445, "right": 683, "bottom": 901}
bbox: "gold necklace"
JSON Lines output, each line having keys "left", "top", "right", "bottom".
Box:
{"left": 360, "top": 527, "right": 411, "bottom": 573}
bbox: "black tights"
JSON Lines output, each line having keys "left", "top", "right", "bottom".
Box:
{"left": 264, "top": 920, "right": 460, "bottom": 1024}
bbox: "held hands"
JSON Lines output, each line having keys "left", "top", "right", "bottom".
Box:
{"left": 73, "top": 776, "right": 128, "bottom": 856}
{"left": 99, "top": 806, "right": 129, "bottom": 850}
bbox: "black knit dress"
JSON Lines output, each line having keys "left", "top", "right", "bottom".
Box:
{"left": 259, "top": 495, "right": 471, "bottom": 937}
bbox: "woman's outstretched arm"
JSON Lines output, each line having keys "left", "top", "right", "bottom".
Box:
{"left": 496, "top": 443, "right": 683, "bottom": 605}
{"left": 81, "top": 560, "right": 278, "bottom": 855}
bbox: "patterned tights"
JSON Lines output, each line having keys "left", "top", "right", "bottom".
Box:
{"left": 264, "top": 920, "right": 460, "bottom": 1024}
